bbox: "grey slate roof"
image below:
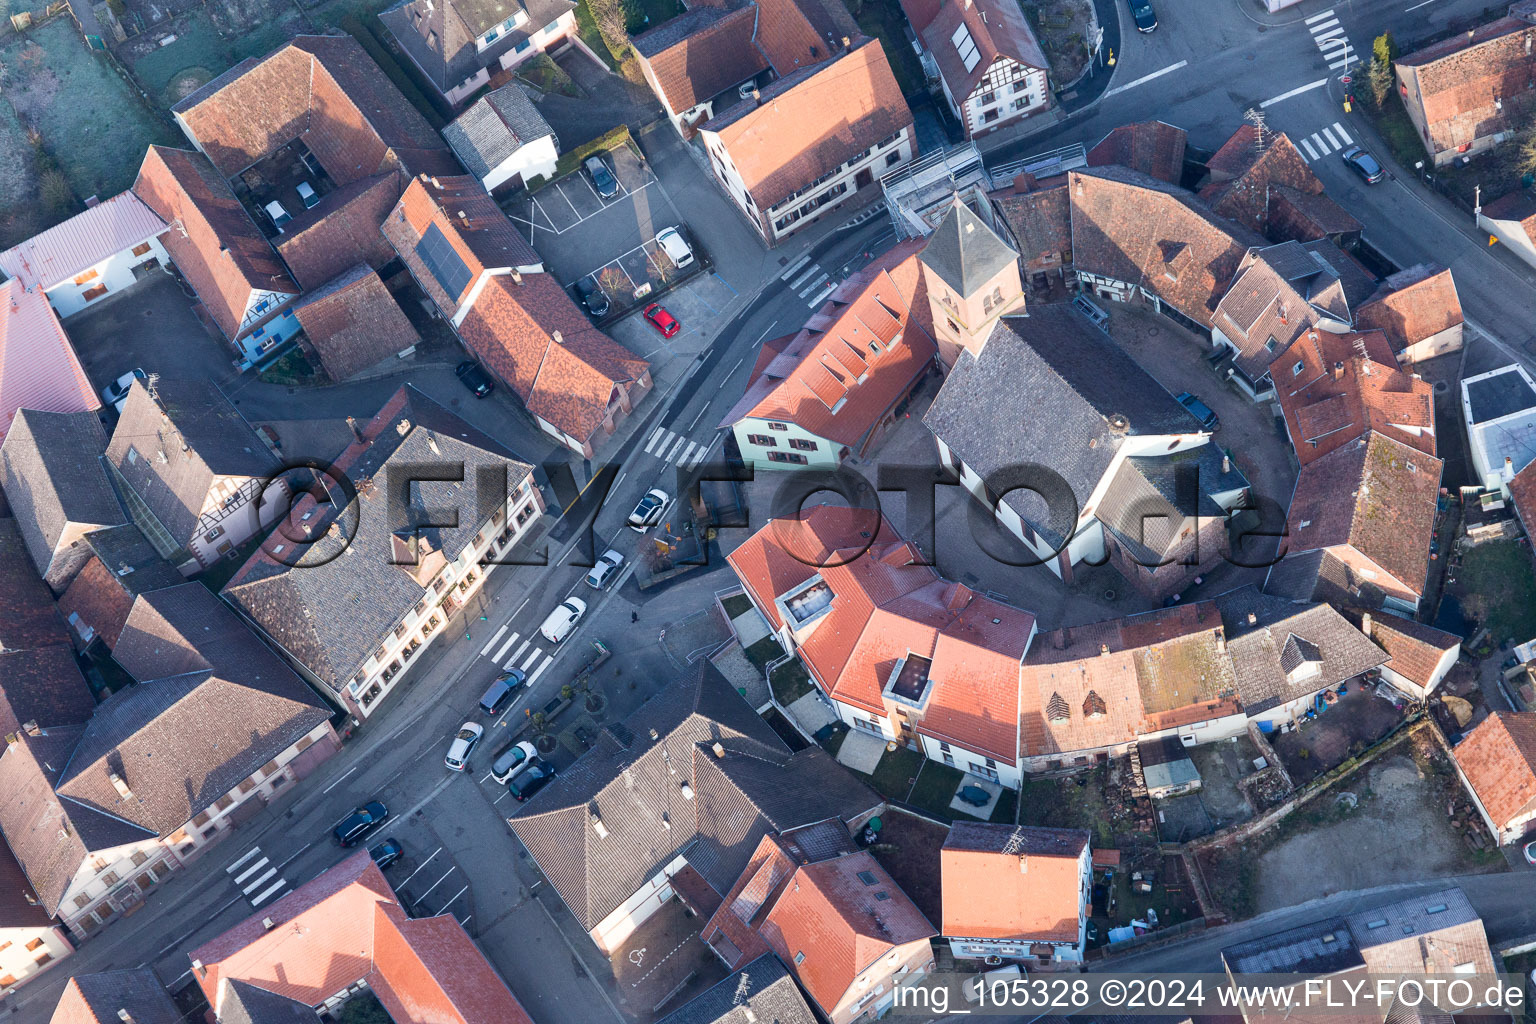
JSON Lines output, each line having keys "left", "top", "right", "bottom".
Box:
{"left": 81, "top": 524, "right": 184, "bottom": 596}
{"left": 379, "top": 0, "right": 576, "bottom": 94}
{"left": 1263, "top": 548, "right": 1387, "bottom": 608}
{"left": 923, "top": 306, "right": 1202, "bottom": 545}
{"left": 1096, "top": 444, "right": 1247, "bottom": 564}
{"left": 919, "top": 200, "right": 1019, "bottom": 299}
{"left": 105, "top": 379, "right": 278, "bottom": 550}
{"left": 442, "top": 83, "right": 556, "bottom": 181}
{"left": 54, "top": 583, "right": 330, "bottom": 835}
{"left": 217, "top": 980, "right": 325, "bottom": 1024}
{"left": 221, "top": 386, "right": 533, "bottom": 693}
{"left": 944, "top": 821, "right": 1089, "bottom": 857}
{"left": 656, "top": 954, "right": 817, "bottom": 1024}
{"left": 0, "top": 409, "right": 124, "bottom": 591}
{"left": 1215, "top": 585, "right": 1386, "bottom": 714}
{"left": 510, "top": 661, "right": 879, "bottom": 930}
{"left": 1222, "top": 917, "right": 1363, "bottom": 975}
{"left": 62, "top": 969, "right": 182, "bottom": 1024}
{"left": 0, "top": 517, "right": 71, "bottom": 652}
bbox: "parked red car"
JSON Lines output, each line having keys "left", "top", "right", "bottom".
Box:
{"left": 643, "top": 303, "right": 680, "bottom": 338}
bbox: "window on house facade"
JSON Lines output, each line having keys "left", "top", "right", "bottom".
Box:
{"left": 100, "top": 872, "right": 118, "bottom": 887}
{"left": 746, "top": 434, "right": 777, "bottom": 447}
{"left": 33, "top": 953, "right": 52, "bottom": 968}
{"left": 132, "top": 242, "right": 153, "bottom": 257}
{"left": 885, "top": 152, "right": 901, "bottom": 167}
{"left": 74, "top": 893, "right": 91, "bottom": 909}
{"left": 788, "top": 438, "right": 818, "bottom": 451}
{"left": 983, "top": 109, "right": 999, "bottom": 123}
{"left": 767, "top": 422, "right": 788, "bottom": 431}
{"left": 73, "top": 269, "right": 100, "bottom": 285}
{"left": 215, "top": 794, "right": 234, "bottom": 811}
{"left": 766, "top": 451, "right": 809, "bottom": 465}
{"left": 24, "top": 938, "right": 43, "bottom": 952}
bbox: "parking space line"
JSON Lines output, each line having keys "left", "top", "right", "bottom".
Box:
{"left": 411, "top": 868, "right": 455, "bottom": 908}
{"left": 433, "top": 885, "right": 470, "bottom": 917}
{"left": 396, "top": 848, "right": 441, "bottom": 890}
{"left": 528, "top": 654, "right": 555, "bottom": 686}
{"left": 480, "top": 624, "right": 509, "bottom": 657}
{"left": 554, "top": 182, "right": 582, "bottom": 220}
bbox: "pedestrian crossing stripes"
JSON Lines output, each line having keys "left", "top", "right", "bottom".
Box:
{"left": 488, "top": 629, "right": 554, "bottom": 682}
{"left": 642, "top": 426, "right": 712, "bottom": 468}
{"left": 1306, "top": 10, "right": 1355, "bottom": 71}
{"left": 227, "top": 846, "right": 291, "bottom": 907}
{"left": 786, "top": 261, "right": 838, "bottom": 306}
{"left": 1295, "top": 121, "right": 1354, "bottom": 162}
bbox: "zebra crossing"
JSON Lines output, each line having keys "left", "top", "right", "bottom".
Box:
{"left": 227, "top": 846, "right": 291, "bottom": 907}
{"left": 1305, "top": 9, "right": 1355, "bottom": 72}
{"left": 642, "top": 426, "right": 712, "bottom": 468}
{"left": 1295, "top": 121, "right": 1354, "bottom": 162}
{"left": 784, "top": 260, "right": 839, "bottom": 308}
{"left": 486, "top": 630, "right": 555, "bottom": 686}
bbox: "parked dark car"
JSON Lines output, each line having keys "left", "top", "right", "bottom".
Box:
{"left": 370, "top": 838, "right": 404, "bottom": 870}
{"left": 334, "top": 801, "right": 389, "bottom": 847}
{"left": 455, "top": 360, "right": 494, "bottom": 398}
{"left": 479, "top": 669, "right": 525, "bottom": 715}
{"left": 1175, "top": 391, "right": 1220, "bottom": 431}
{"left": 1340, "top": 146, "right": 1385, "bottom": 184}
{"left": 583, "top": 154, "right": 619, "bottom": 199}
{"left": 1129, "top": 0, "right": 1156, "bottom": 32}
{"left": 575, "top": 275, "right": 610, "bottom": 318}
{"left": 507, "top": 760, "right": 556, "bottom": 801}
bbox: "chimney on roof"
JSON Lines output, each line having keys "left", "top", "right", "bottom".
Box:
{"left": 22, "top": 720, "right": 39, "bottom": 737}
{"left": 456, "top": 210, "right": 469, "bottom": 229}
{"left": 262, "top": 917, "right": 275, "bottom": 930}
{"left": 1215, "top": 629, "right": 1226, "bottom": 655}
{"left": 118, "top": 1011, "right": 132, "bottom": 1024}
{"left": 649, "top": 728, "right": 660, "bottom": 740}
{"left": 744, "top": 1011, "right": 757, "bottom": 1024}
{"left": 662, "top": 812, "right": 672, "bottom": 830}
{"left": 841, "top": 34, "right": 850, "bottom": 47}
{"left": 109, "top": 773, "right": 132, "bottom": 799}
{"left": 1247, "top": 611, "right": 1258, "bottom": 626}
{"left": 193, "top": 960, "right": 206, "bottom": 979}
{"left": 1222, "top": 454, "right": 1231, "bottom": 474}
{"left": 511, "top": 270, "right": 523, "bottom": 285}
{"left": 712, "top": 742, "right": 726, "bottom": 758}
{"left": 1361, "top": 612, "right": 1372, "bottom": 638}
{"left": 1506, "top": 456, "right": 1516, "bottom": 480}
{"left": 590, "top": 809, "right": 609, "bottom": 838}
{"left": 1333, "top": 360, "right": 1344, "bottom": 380}
{"left": 681, "top": 782, "right": 694, "bottom": 800}
{"left": 553, "top": 330, "right": 564, "bottom": 345}
{"left": 1099, "top": 643, "right": 1110, "bottom": 655}
{"left": 430, "top": 177, "right": 443, "bottom": 189}
{"left": 346, "top": 416, "right": 364, "bottom": 443}
{"left": 1017, "top": 855, "right": 1027, "bottom": 873}
{"left": 752, "top": 89, "right": 762, "bottom": 104}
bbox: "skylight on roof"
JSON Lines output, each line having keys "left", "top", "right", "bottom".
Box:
{"left": 951, "top": 23, "right": 980, "bottom": 72}
{"left": 857, "top": 870, "right": 878, "bottom": 886}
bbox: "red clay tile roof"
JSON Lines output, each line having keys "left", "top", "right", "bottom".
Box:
{"left": 1069, "top": 167, "right": 1261, "bottom": 328}
{"left": 727, "top": 505, "right": 1034, "bottom": 760}
{"left": 1086, "top": 121, "right": 1187, "bottom": 186}
{"left": 0, "top": 280, "right": 99, "bottom": 439}
{"left": 384, "top": 174, "right": 542, "bottom": 314}
{"left": 274, "top": 172, "right": 404, "bottom": 291}
{"left": 1452, "top": 710, "right": 1536, "bottom": 830}
{"left": 1265, "top": 183, "right": 1362, "bottom": 243}
{"left": 57, "top": 556, "right": 136, "bottom": 650}
{"left": 0, "top": 645, "right": 96, "bottom": 738}
{"left": 133, "top": 147, "right": 298, "bottom": 340}
{"left": 371, "top": 903, "right": 533, "bottom": 1024}
{"left": 703, "top": 39, "right": 913, "bottom": 212}
{"left": 941, "top": 823, "right": 1087, "bottom": 941}
{"left": 1511, "top": 457, "right": 1536, "bottom": 532}
{"left": 457, "top": 273, "right": 650, "bottom": 442}
{"left": 758, "top": 852, "right": 935, "bottom": 1014}
{"left": 633, "top": 6, "right": 765, "bottom": 114}
{"left": 172, "top": 36, "right": 454, "bottom": 184}
{"left": 753, "top": 0, "right": 855, "bottom": 74}
{"left": 1019, "top": 602, "right": 1236, "bottom": 758}
{"left": 1352, "top": 608, "right": 1460, "bottom": 689}
{"left": 292, "top": 264, "right": 420, "bottom": 382}
{"left": 700, "top": 833, "right": 802, "bottom": 969}
{"left": 720, "top": 240, "right": 935, "bottom": 446}
{"left": 1483, "top": 188, "right": 1536, "bottom": 236}
{"left": 991, "top": 180, "right": 1072, "bottom": 269}
{"left": 1395, "top": 14, "right": 1536, "bottom": 157}
{"left": 1200, "top": 129, "right": 1323, "bottom": 233}
{"left": 1286, "top": 432, "right": 1443, "bottom": 599}
{"left": 1272, "top": 329, "right": 1436, "bottom": 467}
{"left": 1355, "top": 264, "right": 1464, "bottom": 358}
{"left": 915, "top": 0, "right": 1047, "bottom": 103}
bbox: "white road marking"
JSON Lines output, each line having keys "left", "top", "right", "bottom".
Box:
{"left": 796, "top": 272, "right": 829, "bottom": 298}
{"left": 227, "top": 847, "right": 262, "bottom": 873}
{"left": 1298, "top": 137, "right": 1319, "bottom": 160}
{"left": 644, "top": 427, "right": 665, "bottom": 453}
{"left": 1313, "top": 25, "right": 1346, "bottom": 41}
{"left": 1321, "top": 126, "right": 1340, "bottom": 148}
{"left": 321, "top": 764, "right": 358, "bottom": 794}
{"left": 678, "top": 441, "right": 701, "bottom": 466}
{"left": 233, "top": 858, "right": 269, "bottom": 885}
{"left": 1405, "top": 0, "right": 1438, "bottom": 9}
{"left": 787, "top": 263, "right": 822, "bottom": 290}
{"left": 528, "top": 655, "right": 555, "bottom": 686}
{"left": 1259, "top": 78, "right": 1327, "bottom": 107}
{"left": 664, "top": 436, "right": 687, "bottom": 461}
{"left": 250, "top": 878, "right": 289, "bottom": 906}
{"left": 1304, "top": 7, "right": 1336, "bottom": 22}
{"left": 507, "top": 639, "right": 531, "bottom": 668}
{"left": 520, "top": 646, "right": 542, "bottom": 670}
{"left": 1333, "top": 122, "right": 1353, "bottom": 144}
{"left": 779, "top": 253, "right": 812, "bottom": 280}
{"left": 395, "top": 848, "right": 441, "bottom": 890}
{"left": 479, "top": 624, "right": 509, "bottom": 657}
{"left": 493, "top": 631, "right": 521, "bottom": 663}
{"left": 1101, "top": 60, "right": 1188, "bottom": 99}
{"left": 808, "top": 280, "right": 838, "bottom": 306}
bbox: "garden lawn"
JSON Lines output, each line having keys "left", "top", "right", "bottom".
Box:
{"left": 768, "top": 659, "right": 815, "bottom": 705}
{"left": 720, "top": 594, "right": 752, "bottom": 618}
{"left": 1458, "top": 539, "right": 1536, "bottom": 647}
{"left": 122, "top": 10, "right": 229, "bottom": 108}
{"left": 867, "top": 746, "right": 923, "bottom": 801}
{"left": 624, "top": 0, "right": 683, "bottom": 34}
{"left": 4, "top": 18, "right": 178, "bottom": 205}
{"left": 742, "top": 635, "right": 782, "bottom": 670}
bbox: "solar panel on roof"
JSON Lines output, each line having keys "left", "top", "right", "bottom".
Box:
{"left": 416, "top": 223, "right": 473, "bottom": 299}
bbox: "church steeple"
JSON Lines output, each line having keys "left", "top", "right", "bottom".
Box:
{"left": 918, "top": 197, "right": 1024, "bottom": 366}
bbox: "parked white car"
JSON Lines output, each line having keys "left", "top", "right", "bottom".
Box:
{"left": 655, "top": 227, "right": 694, "bottom": 269}
{"left": 628, "top": 488, "right": 669, "bottom": 533}
{"left": 101, "top": 368, "right": 147, "bottom": 414}
{"left": 444, "top": 722, "right": 483, "bottom": 772}
{"left": 539, "top": 597, "right": 588, "bottom": 643}
{"left": 585, "top": 549, "right": 625, "bottom": 590}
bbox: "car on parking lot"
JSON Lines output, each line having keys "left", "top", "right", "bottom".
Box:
{"left": 507, "top": 759, "right": 557, "bottom": 801}
{"left": 576, "top": 275, "right": 610, "bottom": 318}
{"left": 456, "top": 360, "right": 495, "bottom": 398}
{"left": 479, "top": 669, "right": 525, "bottom": 715}
{"left": 334, "top": 801, "right": 389, "bottom": 847}
{"left": 490, "top": 740, "right": 539, "bottom": 784}
{"left": 1175, "top": 391, "right": 1220, "bottom": 431}
{"left": 445, "top": 722, "right": 483, "bottom": 771}
{"left": 628, "top": 488, "right": 669, "bottom": 532}
{"left": 656, "top": 227, "right": 694, "bottom": 269}
{"left": 370, "top": 838, "right": 404, "bottom": 870}
{"left": 539, "top": 596, "right": 587, "bottom": 642}
{"left": 101, "top": 368, "right": 148, "bottom": 414}
{"left": 585, "top": 549, "right": 625, "bottom": 590}
{"left": 643, "top": 303, "right": 680, "bottom": 338}
{"left": 583, "top": 154, "right": 620, "bottom": 199}
{"left": 1340, "top": 146, "right": 1385, "bottom": 184}
{"left": 1129, "top": 0, "right": 1156, "bottom": 31}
